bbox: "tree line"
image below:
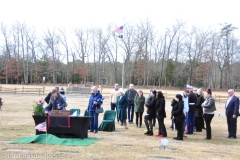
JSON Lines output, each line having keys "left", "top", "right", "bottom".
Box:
{"left": 0, "top": 20, "right": 240, "bottom": 89}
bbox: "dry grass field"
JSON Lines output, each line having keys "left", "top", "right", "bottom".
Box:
{"left": 0, "top": 84, "right": 240, "bottom": 160}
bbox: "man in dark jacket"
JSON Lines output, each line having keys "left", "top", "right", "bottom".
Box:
{"left": 226, "top": 89, "right": 239, "bottom": 139}
{"left": 45, "top": 89, "right": 67, "bottom": 111}
{"left": 125, "top": 84, "right": 137, "bottom": 124}
{"left": 44, "top": 87, "right": 60, "bottom": 104}
{"left": 187, "top": 87, "right": 197, "bottom": 134}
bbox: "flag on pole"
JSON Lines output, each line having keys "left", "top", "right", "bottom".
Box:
{"left": 114, "top": 26, "right": 124, "bottom": 34}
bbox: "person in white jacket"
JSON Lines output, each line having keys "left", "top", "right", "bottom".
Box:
{"left": 180, "top": 89, "right": 189, "bottom": 136}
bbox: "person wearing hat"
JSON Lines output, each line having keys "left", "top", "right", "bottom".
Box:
{"left": 144, "top": 90, "right": 157, "bottom": 136}
{"left": 59, "top": 87, "right": 68, "bottom": 108}
{"left": 117, "top": 88, "right": 128, "bottom": 129}
{"left": 0, "top": 97, "right": 3, "bottom": 109}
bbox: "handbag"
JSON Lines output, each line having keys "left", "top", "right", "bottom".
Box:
{"left": 95, "top": 107, "right": 104, "bottom": 113}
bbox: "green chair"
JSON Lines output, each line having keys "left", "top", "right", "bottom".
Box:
{"left": 70, "top": 108, "right": 81, "bottom": 116}
{"left": 84, "top": 110, "right": 90, "bottom": 130}
{"left": 84, "top": 109, "right": 89, "bottom": 116}
{"left": 99, "top": 110, "right": 116, "bottom": 132}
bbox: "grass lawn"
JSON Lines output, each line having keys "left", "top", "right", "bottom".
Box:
{"left": 0, "top": 84, "right": 240, "bottom": 160}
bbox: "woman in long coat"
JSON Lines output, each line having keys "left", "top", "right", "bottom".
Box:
{"left": 195, "top": 88, "right": 205, "bottom": 132}
{"left": 172, "top": 94, "right": 185, "bottom": 140}
{"left": 155, "top": 91, "right": 167, "bottom": 137}
{"left": 144, "top": 90, "right": 157, "bottom": 136}
{"left": 117, "top": 88, "right": 128, "bottom": 129}
{"left": 134, "top": 90, "right": 145, "bottom": 128}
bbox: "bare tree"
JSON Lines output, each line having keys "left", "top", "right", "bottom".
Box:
{"left": 44, "top": 29, "right": 60, "bottom": 85}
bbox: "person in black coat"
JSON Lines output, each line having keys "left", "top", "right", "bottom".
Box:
{"left": 195, "top": 88, "right": 205, "bottom": 132}
{"left": 144, "top": 90, "right": 157, "bottom": 136}
{"left": 172, "top": 94, "right": 185, "bottom": 140}
{"left": 188, "top": 87, "right": 197, "bottom": 134}
{"left": 155, "top": 91, "right": 167, "bottom": 137}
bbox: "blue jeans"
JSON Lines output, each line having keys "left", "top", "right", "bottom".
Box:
{"left": 182, "top": 112, "right": 188, "bottom": 134}
{"left": 127, "top": 103, "right": 134, "bottom": 122}
{"left": 89, "top": 111, "right": 99, "bottom": 132}
{"left": 188, "top": 111, "right": 195, "bottom": 134}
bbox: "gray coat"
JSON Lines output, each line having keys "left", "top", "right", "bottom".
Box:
{"left": 125, "top": 89, "right": 137, "bottom": 104}
{"left": 202, "top": 96, "right": 216, "bottom": 114}
{"left": 45, "top": 93, "right": 67, "bottom": 111}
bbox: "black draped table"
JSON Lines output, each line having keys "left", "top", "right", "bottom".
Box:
{"left": 32, "top": 115, "right": 92, "bottom": 139}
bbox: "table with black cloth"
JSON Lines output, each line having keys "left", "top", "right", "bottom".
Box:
{"left": 32, "top": 115, "right": 92, "bottom": 139}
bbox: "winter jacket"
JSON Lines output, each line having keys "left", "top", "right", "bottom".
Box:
{"left": 45, "top": 93, "right": 67, "bottom": 111}
{"left": 87, "top": 91, "right": 103, "bottom": 112}
{"left": 188, "top": 92, "right": 197, "bottom": 112}
{"left": 125, "top": 89, "right": 137, "bottom": 104}
{"left": 202, "top": 96, "right": 216, "bottom": 114}
{"left": 172, "top": 101, "right": 185, "bottom": 123}
{"left": 117, "top": 95, "right": 128, "bottom": 120}
{"left": 180, "top": 92, "right": 189, "bottom": 114}
{"left": 195, "top": 94, "right": 204, "bottom": 117}
{"left": 145, "top": 97, "right": 157, "bottom": 119}
{"left": 134, "top": 96, "right": 145, "bottom": 112}
{"left": 155, "top": 98, "right": 166, "bottom": 119}
{"left": 44, "top": 92, "right": 52, "bottom": 104}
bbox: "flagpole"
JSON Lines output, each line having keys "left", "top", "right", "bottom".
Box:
{"left": 122, "top": 55, "right": 125, "bottom": 89}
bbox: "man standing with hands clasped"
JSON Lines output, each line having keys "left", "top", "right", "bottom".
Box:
{"left": 226, "top": 89, "right": 239, "bottom": 139}
{"left": 125, "top": 84, "right": 137, "bottom": 124}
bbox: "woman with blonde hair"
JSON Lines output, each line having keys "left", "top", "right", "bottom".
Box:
{"left": 195, "top": 88, "right": 205, "bottom": 132}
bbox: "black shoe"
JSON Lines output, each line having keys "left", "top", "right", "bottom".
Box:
{"left": 144, "top": 131, "right": 150, "bottom": 135}
{"left": 227, "top": 136, "right": 231, "bottom": 139}
{"left": 173, "top": 137, "right": 178, "bottom": 139}
{"left": 147, "top": 131, "right": 153, "bottom": 136}
{"left": 231, "top": 136, "right": 237, "bottom": 139}
{"left": 205, "top": 138, "right": 211, "bottom": 140}
{"left": 176, "top": 138, "right": 183, "bottom": 140}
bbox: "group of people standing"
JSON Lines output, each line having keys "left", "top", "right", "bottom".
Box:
{"left": 110, "top": 84, "right": 239, "bottom": 141}
{"left": 110, "top": 84, "right": 168, "bottom": 137}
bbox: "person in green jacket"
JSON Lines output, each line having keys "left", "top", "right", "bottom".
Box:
{"left": 134, "top": 90, "right": 145, "bottom": 128}
{"left": 117, "top": 88, "right": 128, "bottom": 129}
